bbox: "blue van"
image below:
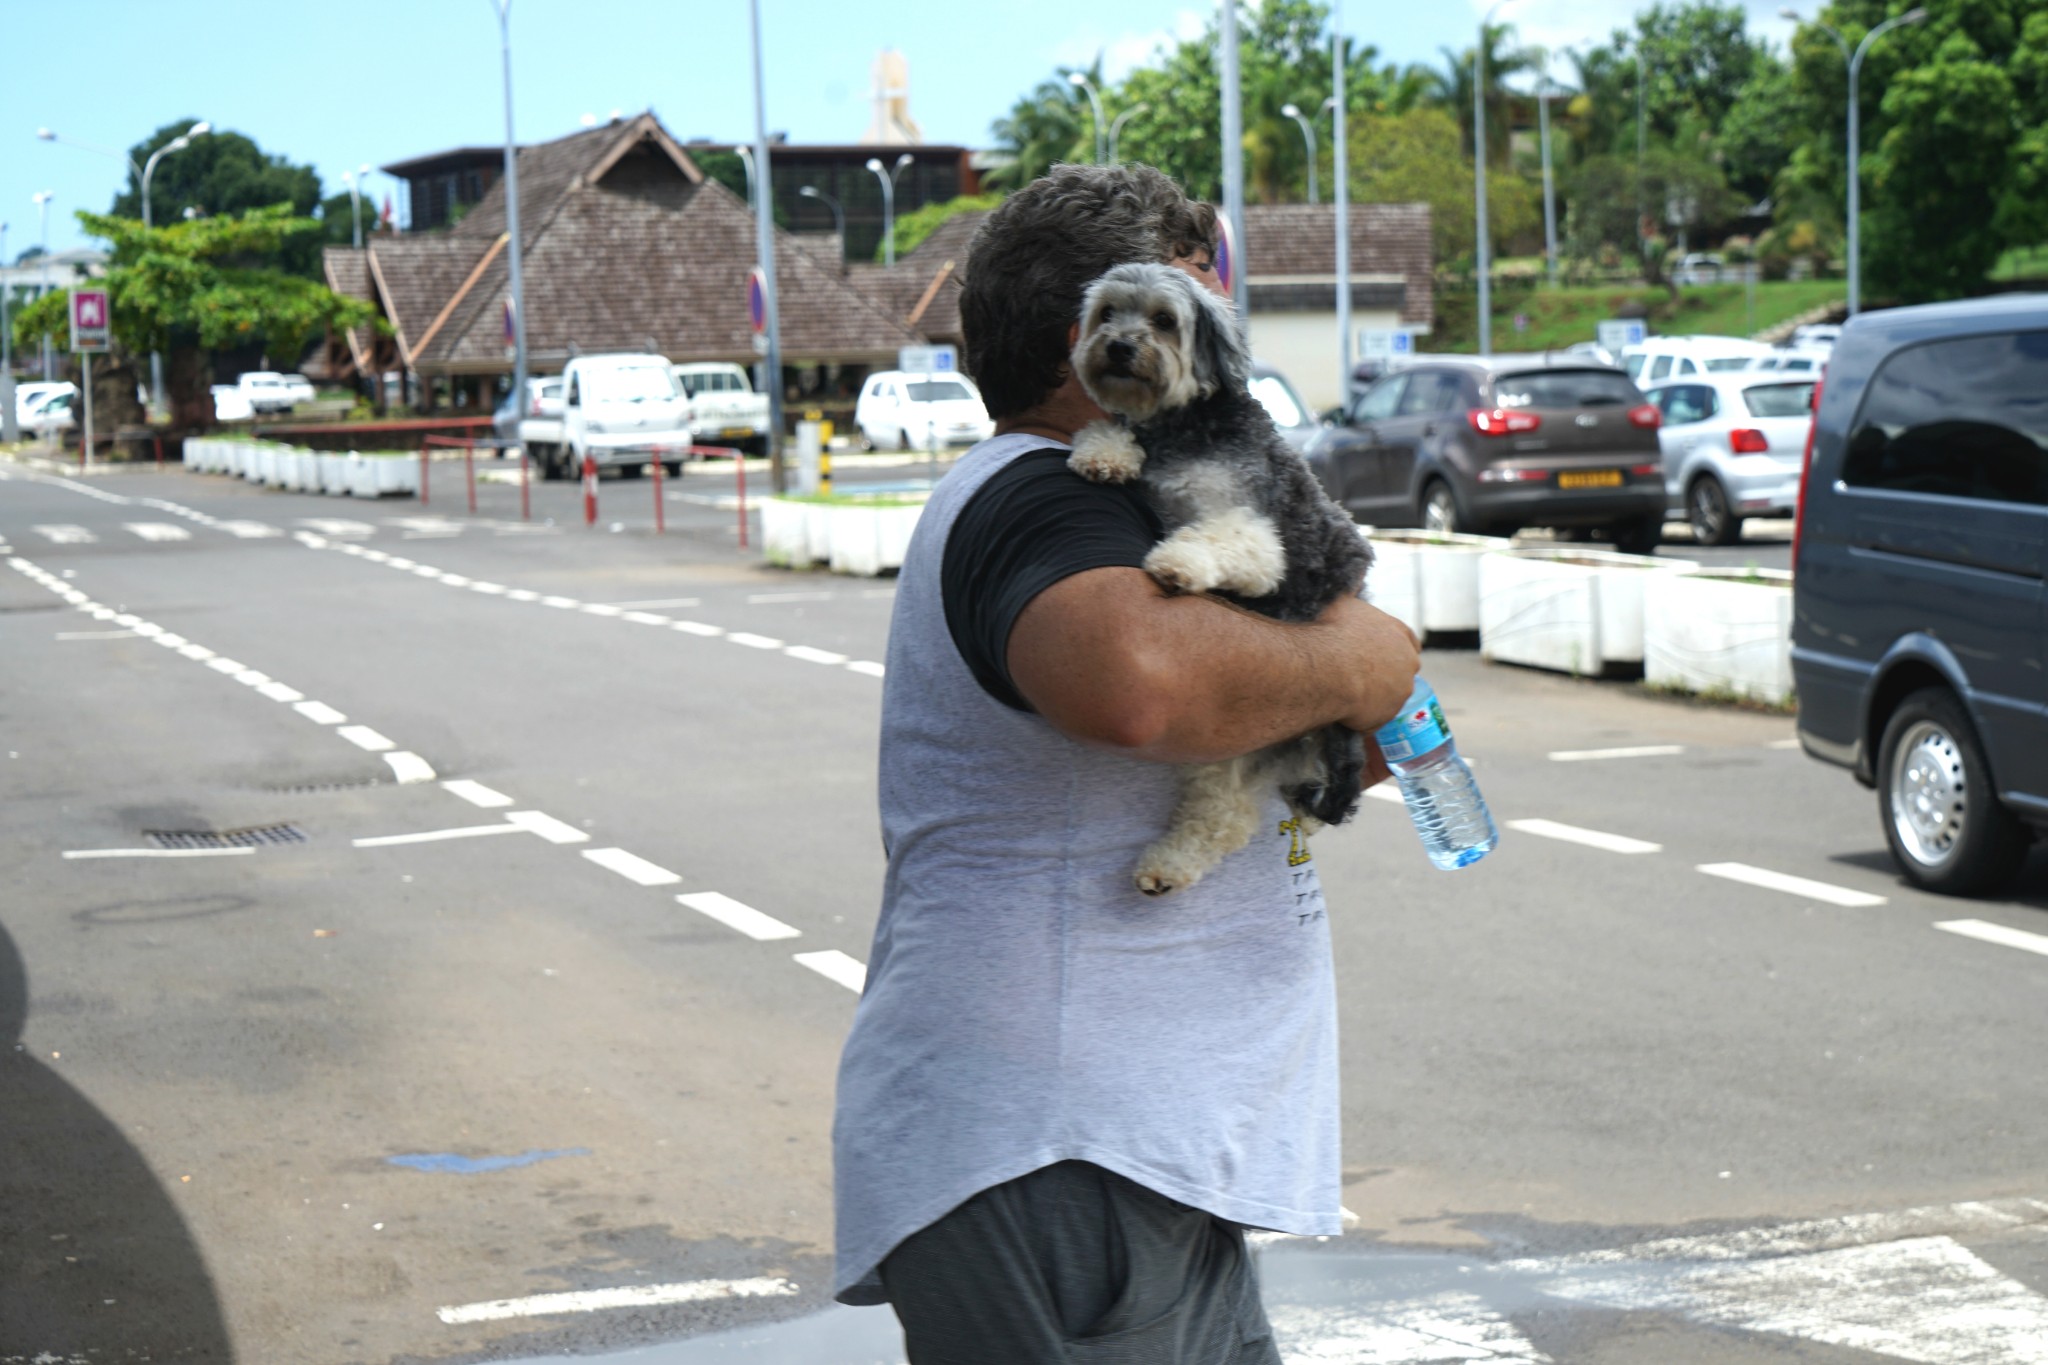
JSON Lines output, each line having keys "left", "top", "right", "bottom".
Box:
{"left": 1791, "top": 295, "right": 2048, "bottom": 895}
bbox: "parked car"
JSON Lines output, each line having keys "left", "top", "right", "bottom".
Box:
{"left": 1642, "top": 372, "right": 1817, "bottom": 545}
{"left": 1621, "top": 335, "right": 1774, "bottom": 383}
{"left": 28, "top": 389, "right": 76, "bottom": 436}
{"left": 1671, "top": 251, "right": 1727, "bottom": 284}
{"left": 854, "top": 370, "right": 993, "bottom": 451}
{"left": 280, "top": 373, "right": 317, "bottom": 406}
{"left": 1249, "top": 362, "right": 1317, "bottom": 454}
{"left": 675, "top": 361, "right": 770, "bottom": 454}
{"left": 13, "top": 381, "right": 75, "bottom": 426}
{"left": 1790, "top": 323, "right": 1842, "bottom": 350}
{"left": 525, "top": 353, "right": 690, "bottom": 480}
{"left": 210, "top": 384, "right": 254, "bottom": 423}
{"left": 1747, "top": 347, "right": 1831, "bottom": 375}
{"left": 236, "top": 371, "right": 295, "bottom": 414}
{"left": 494, "top": 376, "right": 563, "bottom": 442}
{"left": 1791, "top": 294, "right": 2048, "bottom": 895}
{"left": 1303, "top": 355, "right": 1668, "bottom": 553}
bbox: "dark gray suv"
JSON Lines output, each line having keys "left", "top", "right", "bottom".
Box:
{"left": 1304, "top": 356, "right": 1668, "bottom": 553}
{"left": 1791, "top": 294, "right": 2048, "bottom": 894}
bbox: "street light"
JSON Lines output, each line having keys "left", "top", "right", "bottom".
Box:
{"left": 735, "top": 143, "right": 756, "bottom": 207}
{"left": 1332, "top": 2, "right": 1353, "bottom": 408}
{"left": 1779, "top": 5, "right": 1927, "bottom": 315}
{"left": 40, "top": 120, "right": 209, "bottom": 411}
{"left": 1475, "top": 0, "right": 1512, "bottom": 354}
{"left": 1280, "top": 103, "right": 1319, "bottom": 205}
{"left": 494, "top": 0, "right": 529, "bottom": 433}
{"left": 1108, "top": 103, "right": 1148, "bottom": 163}
{"left": 1, "top": 220, "right": 14, "bottom": 443}
{"left": 32, "top": 192, "right": 52, "bottom": 383}
{"left": 340, "top": 163, "right": 372, "bottom": 249}
{"left": 1537, "top": 58, "right": 1558, "bottom": 286}
{"left": 799, "top": 186, "right": 846, "bottom": 274}
{"left": 1067, "top": 72, "right": 1107, "bottom": 164}
{"left": 863, "top": 153, "right": 912, "bottom": 267}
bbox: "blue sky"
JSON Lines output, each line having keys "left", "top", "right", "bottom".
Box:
{"left": 3, "top": 0, "right": 1800, "bottom": 258}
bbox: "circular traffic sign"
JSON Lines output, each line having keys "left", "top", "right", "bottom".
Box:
{"left": 747, "top": 268, "right": 767, "bottom": 334}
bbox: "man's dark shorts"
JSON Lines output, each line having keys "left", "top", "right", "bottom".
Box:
{"left": 879, "top": 1161, "right": 1283, "bottom": 1364}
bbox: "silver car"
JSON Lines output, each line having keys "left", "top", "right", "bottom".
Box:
{"left": 1644, "top": 372, "right": 1817, "bottom": 545}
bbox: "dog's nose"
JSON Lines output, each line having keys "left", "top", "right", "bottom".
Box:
{"left": 1107, "top": 339, "right": 1137, "bottom": 366}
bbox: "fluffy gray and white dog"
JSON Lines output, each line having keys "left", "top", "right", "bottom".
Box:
{"left": 1068, "top": 260, "right": 1374, "bottom": 896}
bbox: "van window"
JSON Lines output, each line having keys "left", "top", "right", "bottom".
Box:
{"left": 1742, "top": 382, "right": 1816, "bottom": 419}
{"left": 1843, "top": 331, "right": 2048, "bottom": 507}
{"left": 1495, "top": 369, "right": 1640, "bottom": 409}
{"left": 1649, "top": 355, "right": 1675, "bottom": 380}
{"left": 586, "top": 366, "right": 680, "bottom": 401}
{"left": 905, "top": 379, "right": 975, "bottom": 402}
{"left": 1623, "top": 353, "right": 1647, "bottom": 378}
{"left": 1705, "top": 358, "right": 1752, "bottom": 372}
{"left": 1676, "top": 357, "right": 1699, "bottom": 375}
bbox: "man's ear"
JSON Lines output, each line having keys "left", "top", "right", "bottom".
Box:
{"left": 1068, "top": 320, "right": 1081, "bottom": 347}
{"left": 1187, "top": 280, "right": 1250, "bottom": 397}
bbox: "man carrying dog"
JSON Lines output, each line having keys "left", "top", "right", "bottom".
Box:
{"left": 832, "top": 163, "right": 1421, "bottom": 1362}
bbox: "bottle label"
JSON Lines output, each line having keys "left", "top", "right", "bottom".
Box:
{"left": 1373, "top": 681, "right": 1451, "bottom": 763}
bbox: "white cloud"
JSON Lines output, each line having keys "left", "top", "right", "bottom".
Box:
{"left": 1051, "top": 8, "right": 1208, "bottom": 82}
{"left": 1470, "top": 0, "right": 1802, "bottom": 71}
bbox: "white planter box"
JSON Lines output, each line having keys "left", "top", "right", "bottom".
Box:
{"left": 346, "top": 453, "right": 379, "bottom": 499}
{"left": 828, "top": 503, "right": 924, "bottom": 576}
{"left": 1479, "top": 547, "right": 1698, "bottom": 675}
{"left": 1366, "top": 529, "right": 1513, "bottom": 635}
{"left": 1644, "top": 568, "right": 1795, "bottom": 702}
{"left": 316, "top": 452, "right": 350, "bottom": 495}
{"left": 361, "top": 455, "right": 418, "bottom": 497}
{"left": 237, "top": 443, "right": 262, "bottom": 481}
{"left": 182, "top": 437, "right": 210, "bottom": 471}
{"left": 761, "top": 498, "right": 817, "bottom": 567}
{"left": 1360, "top": 535, "right": 1425, "bottom": 640}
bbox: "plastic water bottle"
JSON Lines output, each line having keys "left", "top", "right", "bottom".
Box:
{"left": 1372, "top": 678, "right": 1498, "bottom": 869}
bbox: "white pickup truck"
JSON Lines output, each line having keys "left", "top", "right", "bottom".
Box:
{"left": 675, "top": 361, "right": 770, "bottom": 455}
{"left": 520, "top": 353, "right": 693, "bottom": 480}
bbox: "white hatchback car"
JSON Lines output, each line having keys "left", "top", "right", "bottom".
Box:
{"left": 855, "top": 370, "right": 993, "bottom": 451}
{"left": 1622, "top": 335, "right": 1774, "bottom": 384}
{"left": 1643, "top": 372, "right": 1818, "bottom": 545}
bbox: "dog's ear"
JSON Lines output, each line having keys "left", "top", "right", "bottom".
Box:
{"left": 1186, "top": 278, "right": 1250, "bottom": 398}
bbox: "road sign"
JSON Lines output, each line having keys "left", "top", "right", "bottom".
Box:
{"left": 1358, "top": 329, "right": 1415, "bottom": 360}
{"left": 1597, "top": 319, "right": 1647, "bottom": 354}
{"left": 1214, "top": 212, "right": 1239, "bottom": 296}
{"left": 70, "top": 289, "right": 109, "bottom": 353}
{"left": 898, "top": 344, "right": 956, "bottom": 374}
{"left": 747, "top": 268, "right": 767, "bottom": 334}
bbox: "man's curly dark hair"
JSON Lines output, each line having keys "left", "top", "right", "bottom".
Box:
{"left": 961, "top": 164, "right": 1217, "bottom": 421}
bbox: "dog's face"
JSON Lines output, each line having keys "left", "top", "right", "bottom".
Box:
{"left": 1070, "top": 262, "right": 1250, "bottom": 422}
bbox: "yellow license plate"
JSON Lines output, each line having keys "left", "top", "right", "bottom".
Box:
{"left": 721, "top": 426, "right": 754, "bottom": 437}
{"left": 1557, "top": 469, "right": 1624, "bottom": 489}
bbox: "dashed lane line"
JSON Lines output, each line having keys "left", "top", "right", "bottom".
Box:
{"left": 1548, "top": 744, "right": 1687, "bottom": 762}
{"left": 582, "top": 847, "right": 683, "bottom": 887}
{"left": 123, "top": 522, "right": 192, "bottom": 542}
{"left": 1697, "top": 861, "right": 1888, "bottom": 907}
{"left": 1507, "top": 818, "right": 1662, "bottom": 855}
{"left": 504, "top": 810, "right": 589, "bottom": 844}
{"left": 436, "top": 1277, "right": 797, "bottom": 1326}
{"left": 32, "top": 524, "right": 96, "bottom": 544}
{"left": 443, "top": 779, "right": 515, "bottom": 809}
{"left": 384, "top": 751, "right": 437, "bottom": 784}
{"left": 604, "top": 596, "right": 702, "bottom": 610}
{"left": 726, "top": 631, "right": 784, "bottom": 650}
{"left": 1934, "top": 918, "right": 2048, "bottom": 960}
{"left": 63, "top": 847, "right": 256, "bottom": 860}
{"left": 295, "top": 700, "right": 347, "bottom": 725}
{"left": 677, "top": 891, "right": 802, "bottom": 942}
{"left": 784, "top": 645, "right": 849, "bottom": 665}
{"left": 354, "top": 824, "right": 528, "bottom": 849}
{"left": 794, "top": 949, "right": 868, "bottom": 993}
{"left": 337, "top": 724, "right": 396, "bottom": 752}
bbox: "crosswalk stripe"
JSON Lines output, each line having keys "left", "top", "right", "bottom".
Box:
{"left": 33, "top": 524, "right": 95, "bottom": 544}
{"left": 123, "top": 522, "right": 192, "bottom": 541}
{"left": 1697, "top": 862, "right": 1887, "bottom": 907}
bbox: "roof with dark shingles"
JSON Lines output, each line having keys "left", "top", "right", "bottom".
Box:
{"left": 1241, "top": 203, "right": 1434, "bottom": 328}
{"left": 842, "top": 208, "right": 983, "bottom": 344}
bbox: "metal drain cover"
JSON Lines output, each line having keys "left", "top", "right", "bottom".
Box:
{"left": 146, "top": 824, "right": 308, "bottom": 850}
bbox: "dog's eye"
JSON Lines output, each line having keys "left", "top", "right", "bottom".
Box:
{"left": 1152, "top": 313, "right": 1175, "bottom": 332}
{"left": 1099, "top": 306, "right": 1115, "bottom": 324}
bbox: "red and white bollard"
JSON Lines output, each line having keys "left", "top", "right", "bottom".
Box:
{"left": 650, "top": 451, "right": 665, "bottom": 533}
{"left": 582, "top": 452, "right": 599, "bottom": 526}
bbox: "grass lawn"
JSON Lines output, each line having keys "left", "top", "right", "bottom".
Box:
{"left": 1990, "top": 243, "right": 2048, "bottom": 280}
{"left": 1435, "top": 278, "right": 1846, "bottom": 352}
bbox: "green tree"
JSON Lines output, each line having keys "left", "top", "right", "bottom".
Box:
{"left": 109, "top": 122, "right": 326, "bottom": 273}
{"left": 1346, "top": 106, "right": 1537, "bottom": 264}
{"left": 879, "top": 192, "right": 1005, "bottom": 263}
{"left": 1426, "top": 22, "right": 1537, "bottom": 167}
{"left": 13, "top": 205, "right": 378, "bottom": 428}
{"left": 984, "top": 65, "right": 1096, "bottom": 192}
{"left": 1564, "top": 149, "right": 1740, "bottom": 285}
{"left": 1717, "top": 53, "right": 1802, "bottom": 204}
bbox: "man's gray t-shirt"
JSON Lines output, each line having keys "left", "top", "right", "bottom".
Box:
{"left": 832, "top": 433, "right": 1342, "bottom": 1305}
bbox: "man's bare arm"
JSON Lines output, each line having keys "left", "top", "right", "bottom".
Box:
{"left": 1007, "top": 566, "right": 1420, "bottom": 765}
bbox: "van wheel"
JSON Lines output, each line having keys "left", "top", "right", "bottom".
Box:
{"left": 1420, "top": 480, "right": 1464, "bottom": 535}
{"left": 1879, "top": 687, "right": 2030, "bottom": 895}
{"left": 858, "top": 429, "right": 875, "bottom": 452}
{"left": 1687, "top": 474, "right": 1742, "bottom": 546}
{"left": 619, "top": 462, "right": 642, "bottom": 480}
{"left": 898, "top": 428, "right": 912, "bottom": 452}
{"left": 540, "top": 448, "right": 565, "bottom": 482}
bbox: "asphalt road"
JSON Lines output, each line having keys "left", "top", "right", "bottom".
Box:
{"left": 1, "top": 452, "right": 2041, "bottom": 1365}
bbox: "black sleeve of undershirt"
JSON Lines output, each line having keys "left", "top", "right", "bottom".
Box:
{"left": 941, "top": 449, "right": 1163, "bottom": 711}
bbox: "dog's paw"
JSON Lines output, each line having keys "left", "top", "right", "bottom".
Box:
{"left": 1133, "top": 842, "right": 1216, "bottom": 898}
{"left": 1068, "top": 422, "right": 1145, "bottom": 484}
{"left": 1144, "top": 536, "right": 1221, "bottom": 595}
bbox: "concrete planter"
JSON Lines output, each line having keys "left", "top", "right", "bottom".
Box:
{"left": 1479, "top": 547, "right": 1698, "bottom": 676}
{"left": 829, "top": 503, "right": 924, "bottom": 576}
{"left": 761, "top": 497, "right": 813, "bottom": 568}
{"left": 1365, "top": 529, "right": 1513, "bottom": 636}
{"left": 316, "top": 452, "right": 351, "bottom": 495}
{"left": 1644, "top": 568, "right": 1795, "bottom": 702}
{"left": 347, "top": 454, "right": 418, "bottom": 498}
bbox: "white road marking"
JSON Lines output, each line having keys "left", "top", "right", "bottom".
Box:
{"left": 1697, "top": 862, "right": 1887, "bottom": 907}
{"left": 34, "top": 524, "right": 96, "bottom": 544}
{"left": 179, "top": 643, "right": 217, "bottom": 661}
{"left": 411, "top": 565, "right": 441, "bottom": 577}
{"left": 604, "top": 597, "right": 701, "bottom": 609}
{"left": 112, "top": 613, "right": 143, "bottom": 627}
{"left": 505, "top": 588, "right": 539, "bottom": 602}
{"left": 56, "top": 630, "right": 137, "bottom": 640}
{"left": 435, "top": 1276, "right": 797, "bottom": 1325}
{"left": 256, "top": 681, "right": 305, "bottom": 703}
{"left": 442, "top": 779, "right": 514, "bottom": 809}
{"left": 64, "top": 847, "right": 256, "bottom": 860}
{"left": 297, "top": 518, "right": 375, "bottom": 537}
{"left": 205, "top": 657, "right": 247, "bottom": 674}
{"left": 217, "top": 520, "right": 281, "bottom": 538}
{"left": 670, "top": 620, "right": 724, "bottom": 636}
{"left": 438, "top": 573, "right": 474, "bottom": 587}
{"left": 540, "top": 595, "right": 579, "bottom": 608}
{"left": 130, "top": 622, "right": 164, "bottom": 638}
{"left": 578, "top": 603, "right": 623, "bottom": 617}
{"left": 1768, "top": 737, "right": 1803, "bottom": 750}
{"left": 726, "top": 631, "right": 785, "bottom": 649}
{"left": 1935, "top": 918, "right": 2048, "bottom": 960}
{"left": 292, "top": 532, "right": 330, "bottom": 548}
{"left": 383, "top": 751, "right": 437, "bottom": 784}
{"left": 468, "top": 581, "right": 508, "bottom": 594}
{"left": 294, "top": 701, "right": 347, "bottom": 725}
{"left": 784, "top": 645, "right": 849, "bottom": 665}
{"left": 354, "top": 824, "right": 527, "bottom": 849}
{"left": 123, "top": 522, "right": 191, "bottom": 541}
{"left": 1271, "top": 1293, "right": 1552, "bottom": 1363}
{"left": 504, "top": 810, "right": 590, "bottom": 844}
{"left": 1508, "top": 819, "right": 1662, "bottom": 855}
{"left": 388, "top": 517, "right": 465, "bottom": 534}
{"left": 620, "top": 611, "right": 670, "bottom": 626}
{"left": 233, "top": 670, "right": 272, "bottom": 687}
{"left": 747, "top": 590, "right": 834, "bottom": 604}
{"left": 582, "top": 847, "right": 682, "bottom": 886}
{"left": 794, "top": 949, "right": 867, "bottom": 993}
{"left": 153, "top": 633, "right": 189, "bottom": 649}
{"left": 337, "top": 725, "right": 396, "bottom": 752}
{"left": 677, "top": 892, "right": 802, "bottom": 942}
{"left": 1548, "top": 744, "right": 1687, "bottom": 762}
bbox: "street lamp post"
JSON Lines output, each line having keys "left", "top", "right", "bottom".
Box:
{"left": 342, "top": 163, "right": 371, "bottom": 248}
{"left": 1068, "top": 72, "right": 1107, "bottom": 164}
{"left": 735, "top": 144, "right": 757, "bottom": 208}
{"left": 32, "top": 192, "right": 53, "bottom": 383}
{"left": 864, "top": 154, "right": 912, "bottom": 267}
{"left": 1538, "top": 61, "right": 1558, "bottom": 286}
{"left": 1332, "top": 3, "right": 1353, "bottom": 408}
{"left": 1108, "top": 103, "right": 1148, "bottom": 163}
{"left": 749, "top": 0, "right": 786, "bottom": 489}
{"left": 1219, "top": 0, "right": 1247, "bottom": 313}
{"left": 494, "top": 0, "right": 530, "bottom": 435}
{"left": 1635, "top": 48, "right": 1648, "bottom": 268}
{"left": 1, "top": 221, "right": 14, "bottom": 443}
{"left": 1780, "top": 6, "right": 1927, "bottom": 316}
{"left": 1280, "top": 103, "right": 1319, "bottom": 205}
{"left": 798, "top": 186, "right": 847, "bottom": 274}
{"left": 1475, "top": 1, "right": 1511, "bottom": 355}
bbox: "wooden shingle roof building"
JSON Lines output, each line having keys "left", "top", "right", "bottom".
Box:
{"left": 325, "top": 114, "right": 926, "bottom": 402}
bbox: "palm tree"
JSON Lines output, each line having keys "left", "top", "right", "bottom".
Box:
{"left": 1428, "top": 21, "right": 1535, "bottom": 168}
{"left": 985, "top": 62, "right": 1099, "bottom": 191}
